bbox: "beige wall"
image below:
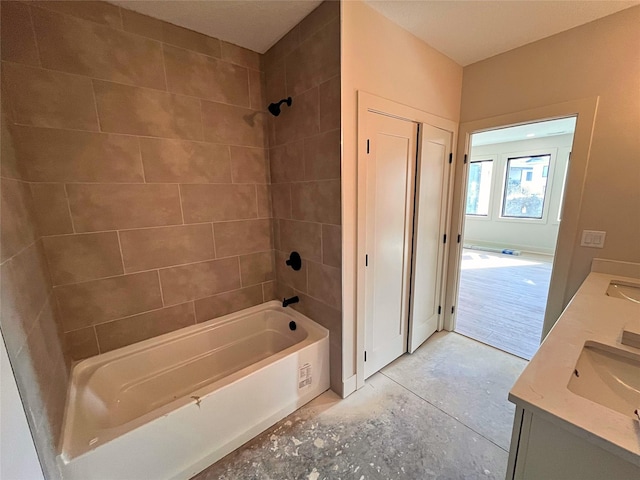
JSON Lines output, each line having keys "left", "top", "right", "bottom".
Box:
{"left": 341, "top": 0, "right": 463, "bottom": 390}
{"left": 1, "top": 1, "right": 276, "bottom": 365}
{"left": 263, "top": 1, "right": 342, "bottom": 393}
{"left": 461, "top": 6, "right": 640, "bottom": 313}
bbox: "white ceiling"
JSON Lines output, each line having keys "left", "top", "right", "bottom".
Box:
{"left": 365, "top": 0, "right": 640, "bottom": 66}
{"left": 112, "top": 1, "right": 639, "bottom": 62}
{"left": 113, "top": 1, "right": 322, "bottom": 53}
{"left": 471, "top": 117, "right": 577, "bottom": 147}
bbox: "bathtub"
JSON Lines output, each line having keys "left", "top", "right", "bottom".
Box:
{"left": 57, "top": 301, "right": 330, "bottom": 480}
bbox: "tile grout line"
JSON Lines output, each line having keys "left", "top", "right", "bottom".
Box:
{"left": 27, "top": 4, "right": 43, "bottom": 68}
{"left": 115, "top": 231, "right": 127, "bottom": 274}
{"left": 379, "top": 371, "right": 509, "bottom": 454}
{"left": 62, "top": 184, "right": 77, "bottom": 233}
{"left": 6, "top": 117, "right": 272, "bottom": 150}
{"left": 177, "top": 184, "right": 186, "bottom": 224}
{"left": 156, "top": 270, "right": 166, "bottom": 307}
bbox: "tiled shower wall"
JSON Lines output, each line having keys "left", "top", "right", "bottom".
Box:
{"left": 1, "top": 0, "right": 275, "bottom": 363}
{"left": 1, "top": 3, "right": 69, "bottom": 473}
{"left": 263, "top": 1, "right": 342, "bottom": 393}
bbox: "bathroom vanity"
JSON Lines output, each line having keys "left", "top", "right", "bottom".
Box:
{"left": 506, "top": 259, "right": 640, "bottom": 480}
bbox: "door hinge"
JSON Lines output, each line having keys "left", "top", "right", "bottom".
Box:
{"left": 365, "top": 254, "right": 369, "bottom": 267}
{"left": 364, "top": 351, "right": 367, "bottom": 362}
{"left": 463, "top": 154, "right": 468, "bottom": 164}
{"left": 451, "top": 306, "right": 455, "bottom": 315}
{"left": 443, "top": 234, "right": 447, "bottom": 244}
{"left": 438, "top": 306, "right": 442, "bottom": 315}
{"left": 448, "top": 152, "right": 453, "bottom": 164}
{"left": 367, "top": 139, "right": 370, "bottom": 154}
{"left": 457, "top": 234, "right": 461, "bottom": 243}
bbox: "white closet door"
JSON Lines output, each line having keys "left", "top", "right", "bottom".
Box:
{"left": 364, "top": 112, "right": 418, "bottom": 379}
{"left": 408, "top": 124, "right": 452, "bottom": 353}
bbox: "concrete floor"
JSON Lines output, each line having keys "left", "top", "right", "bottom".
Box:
{"left": 192, "top": 331, "right": 526, "bottom": 480}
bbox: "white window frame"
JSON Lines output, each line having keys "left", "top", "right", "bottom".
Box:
{"left": 464, "top": 154, "right": 496, "bottom": 221}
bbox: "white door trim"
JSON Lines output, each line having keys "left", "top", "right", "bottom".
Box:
{"left": 355, "top": 91, "right": 458, "bottom": 389}
{"left": 443, "top": 97, "right": 599, "bottom": 339}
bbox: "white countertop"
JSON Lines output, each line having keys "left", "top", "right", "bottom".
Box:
{"left": 509, "top": 269, "right": 640, "bottom": 466}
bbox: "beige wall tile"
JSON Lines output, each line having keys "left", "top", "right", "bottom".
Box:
{"left": 12, "top": 126, "right": 143, "bottom": 183}
{"left": 1, "top": 178, "right": 37, "bottom": 262}
{"left": 307, "top": 260, "right": 341, "bottom": 309}
{"left": 194, "top": 285, "right": 263, "bottom": 323}
{"left": 285, "top": 18, "right": 339, "bottom": 96}
{"left": 180, "top": 184, "right": 258, "bottom": 223}
{"left": 29, "top": 183, "right": 74, "bottom": 236}
{"left": 230, "top": 146, "right": 269, "bottom": 184}
{"left": 322, "top": 224, "right": 341, "bottom": 268}
{"left": 221, "top": 42, "right": 260, "bottom": 70}
{"left": 163, "top": 44, "right": 250, "bottom": 106}
{"left": 274, "top": 86, "right": 319, "bottom": 145}
{"left": 274, "top": 281, "right": 295, "bottom": 302}
{"left": 31, "top": 1, "right": 123, "bottom": 28}
{"left": 1, "top": 63, "right": 99, "bottom": 131}
{"left": 65, "top": 327, "right": 98, "bottom": 361}
{"left": 263, "top": 25, "right": 300, "bottom": 68}
{"left": 121, "top": 9, "right": 221, "bottom": 58}
{"left": 291, "top": 180, "right": 341, "bottom": 224}
{"left": 214, "top": 219, "right": 273, "bottom": 257}
{"left": 95, "top": 303, "right": 195, "bottom": 353}
{"left": 264, "top": 57, "right": 286, "bottom": 107}
{"left": 66, "top": 184, "right": 182, "bottom": 232}
{"left": 159, "top": 257, "right": 240, "bottom": 305}
{"left": 256, "top": 184, "right": 272, "bottom": 219}
{"left": 298, "top": 1, "right": 340, "bottom": 43}
{"left": 32, "top": 7, "right": 165, "bottom": 90}
{"left": 278, "top": 219, "right": 322, "bottom": 262}
{"left": 139, "top": 137, "right": 231, "bottom": 184}
{"left": 0, "top": 242, "right": 51, "bottom": 357}
{"left": 270, "top": 140, "right": 304, "bottom": 183}
{"left": 275, "top": 249, "right": 308, "bottom": 293}
{"left": 304, "top": 129, "right": 340, "bottom": 180}
{"left": 93, "top": 80, "right": 202, "bottom": 140}
{"left": 55, "top": 271, "right": 163, "bottom": 331}
{"left": 120, "top": 224, "right": 215, "bottom": 273}
{"left": 201, "top": 101, "right": 266, "bottom": 147}
{"left": 1, "top": 1, "right": 40, "bottom": 65}
{"left": 43, "top": 232, "right": 123, "bottom": 286}
{"left": 271, "top": 183, "right": 292, "bottom": 219}
{"left": 262, "top": 281, "right": 276, "bottom": 301}
{"left": 319, "top": 75, "right": 340, "bottom": 133}
{"left": 239, "top": 251, "right": 275, "bottom": 287}
{"left": 248, "top": 69, "right": 265, "bottom": 111}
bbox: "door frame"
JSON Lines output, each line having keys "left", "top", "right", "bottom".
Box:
{"left": 443, "top": 97, "right": 599, "bottom": 340}
{"left": 355, "top": 91, "right": 458, "bottom": 388}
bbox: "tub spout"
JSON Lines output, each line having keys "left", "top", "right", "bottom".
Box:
{"left": 282, "top": 296, "right": 299, "bottom": 308}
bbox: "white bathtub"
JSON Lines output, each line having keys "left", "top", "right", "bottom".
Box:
{"left": 57, "top": 301, "right": 330, "bottom": 480}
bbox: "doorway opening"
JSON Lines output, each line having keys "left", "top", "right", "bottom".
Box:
{"left": 454, "top": 117, "right": 576, "bottom": 359}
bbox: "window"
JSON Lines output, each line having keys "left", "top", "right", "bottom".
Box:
{"left": 466, "top": 160, "right": 493, "bottom": 216}
{"left": 502, "top": 154, "right": 551, "bottom": 219}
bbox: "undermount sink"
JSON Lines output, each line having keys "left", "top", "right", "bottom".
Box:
{"left": 567, "top": 341, "right": 640, "bottom": 419}
{"left": 606, "top": 280, "right": 640, "bottom": 304}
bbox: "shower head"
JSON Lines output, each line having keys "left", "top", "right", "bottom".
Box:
{"left": 268, "top": 97, "right": 292, "bottom": 117}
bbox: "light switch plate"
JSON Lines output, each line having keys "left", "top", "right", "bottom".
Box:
{"left": 581, "top": 230, "right": 606, "bottom": 248}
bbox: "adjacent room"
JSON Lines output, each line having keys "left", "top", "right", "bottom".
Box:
{"left": 455, "top": 117, "right": 577, "bottom": 360}
{"left": 1, "top": 1, "right": 639, "bottom": 479}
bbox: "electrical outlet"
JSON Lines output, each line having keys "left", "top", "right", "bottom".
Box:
{"left": 581, "top": 230, "right": 606, "bottom": 248}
